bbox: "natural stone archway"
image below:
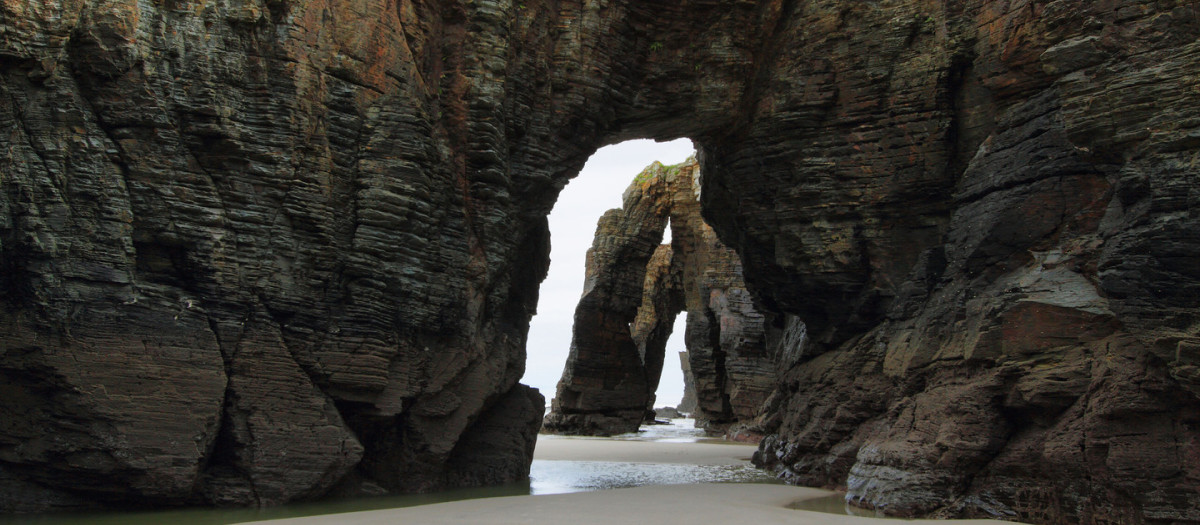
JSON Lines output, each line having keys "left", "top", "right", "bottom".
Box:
{"left": 630, "top": 243, "right": 682, "bottom": 415}
{"left": 1, "top": 0, "right": 1198, "bottom": 522}
{"left": 545, "top": 158, "right": 772, "bottom": 437}
{"left": 543, "top": 162, "right": 672, "bottom": 435}
{"left": 665, "top": 160, "right": 773, "bottom": 438}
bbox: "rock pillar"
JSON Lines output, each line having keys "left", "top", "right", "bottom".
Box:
{"left": 546, "top": 158, "right": 771, "bottom": 436}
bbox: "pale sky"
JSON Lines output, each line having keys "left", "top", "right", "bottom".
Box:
{"left": 524, "top": 138, "right": 696, "bottom": 408}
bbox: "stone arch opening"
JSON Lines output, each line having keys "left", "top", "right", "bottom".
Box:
{"left": 542, "top": 155, "right": 774, "bottom": 437}
{"left": 525, "top": 139, "right": 694, "bottom": 423}
{"left": 654, "top": 315, "right": 692, "bottom": 415}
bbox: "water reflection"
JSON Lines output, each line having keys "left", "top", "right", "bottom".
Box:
{"left": 539, "top": 417, "right": 724, "bottom": 444}
{"left": 0, "top": 483, "right": 533, "bottom": 525}
{"left": 0, "top": 419, "right": 771, "bottom": 525}
{"left": 788, "top": 493, "right": 854, "bottom": 515}
{"left": 788, "top": 493, "right": 908, "bottom": 519}
{"left": 531, "top": 418, "right": 776, "bottom": 494}
{"left": 530, "top": 460, "right": 775, "bottom": 495}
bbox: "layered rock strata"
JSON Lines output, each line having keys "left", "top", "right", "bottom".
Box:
{"left": 677, "top": 351, "right": 699, "bottom": 415}
{"left": 2, "top": 0, "right": 560, "bottom": 509}
{"left": 735, "top": 4, "right": 1200, "bottom": 522}
{"left": 542, "top": 168, "right": 671, "bottom": 435}
{"left": 632, "top": 244, "right": 683, "bottom": 414}
{"left": 0, "top": 0, "right": 1197, "bottom": 522}
{"left": 545, "top": 159, "right": 771, "bottom": 436}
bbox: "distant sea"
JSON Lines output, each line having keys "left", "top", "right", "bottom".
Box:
{"left": 532, "top": 418, "right": 776, "bottom": 494}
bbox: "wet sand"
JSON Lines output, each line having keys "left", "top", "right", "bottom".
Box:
{"left": 238, "top": 437, "right": 1024, "bottom": 525}
{"left": 239, "top": 483, "right": 1023, "bottom": 525}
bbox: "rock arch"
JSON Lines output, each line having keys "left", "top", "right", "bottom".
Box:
{"left": 1, "top": 0, "right": 1198, "bottom": 522}
{"left": 543, "top": 157, "right": 773, "bottom": 437}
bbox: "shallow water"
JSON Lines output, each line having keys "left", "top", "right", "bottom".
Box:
{"left": 0, "top": 484, "right": 534, "bottom": 525}
{"left": 531, "top": 418, "right": 776, "bottom": 493}
{"left": 530, "top": 459, "right": 775, "bottom": 495}
{"left": 603, "top": 417, "right": 714, "bottom": 443}
{"left": 788, "top": 493, "right": 854, "bottom": 515}
{"left": 789, "top": 493, "right": 909, "bottom": 519}
{"left": 0, "top": 419, "right": 776, "bottom": 525}
{"left": 539, "top": 417, "right": 731, "bottom": 444}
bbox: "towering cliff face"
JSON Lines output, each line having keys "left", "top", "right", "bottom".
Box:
{"left": 1, "top": 0, "right": 564, "bottom": 509}
{"left": 1, "top": 0, "right": 1197, "bottom": 522}
{"left": 728, "top": 4, "right": 1200, "bottom": 522}
{"left": 544, "top": 159, "right": 770, "bottom": 436}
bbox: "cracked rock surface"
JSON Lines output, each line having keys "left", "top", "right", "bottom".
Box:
{"left": 2, "top": 1, "right": 1198, "bottom": 522}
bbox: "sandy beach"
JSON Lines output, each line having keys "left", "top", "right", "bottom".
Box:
{"left": 242, "top": 483, "right": 1021, "bottom": 525}
{"left": 237, "top": 432, "right": 1025, "bottom": 525}
{"left": 533, "top": 434, "right": 757, "bottom": 464}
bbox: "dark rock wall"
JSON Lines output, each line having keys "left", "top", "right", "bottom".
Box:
{"left": 1, "top": 0, "right": 1197, "bottom": 522}
{"left": 727, "top": 3, "right": 1200, "bottom": 522}
{"left": 677, "top": 351, "right": 699, "bottom": 414}
{"left": 1, "top": 0, "right": 559, "bottom": 508}
{"left": 664, "top": 160, "right": 772, "bottom": 435}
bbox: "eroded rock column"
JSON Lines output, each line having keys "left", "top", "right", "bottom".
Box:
{"left": 546, "top": 158, "right": 771, "bottom": 437}
{"left": 543, "top": 168, "right": 671, "bottom": 435}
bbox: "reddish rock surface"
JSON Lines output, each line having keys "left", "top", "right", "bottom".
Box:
{"left": 1, "top": 1, "right": 1197, "bottom": 522}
